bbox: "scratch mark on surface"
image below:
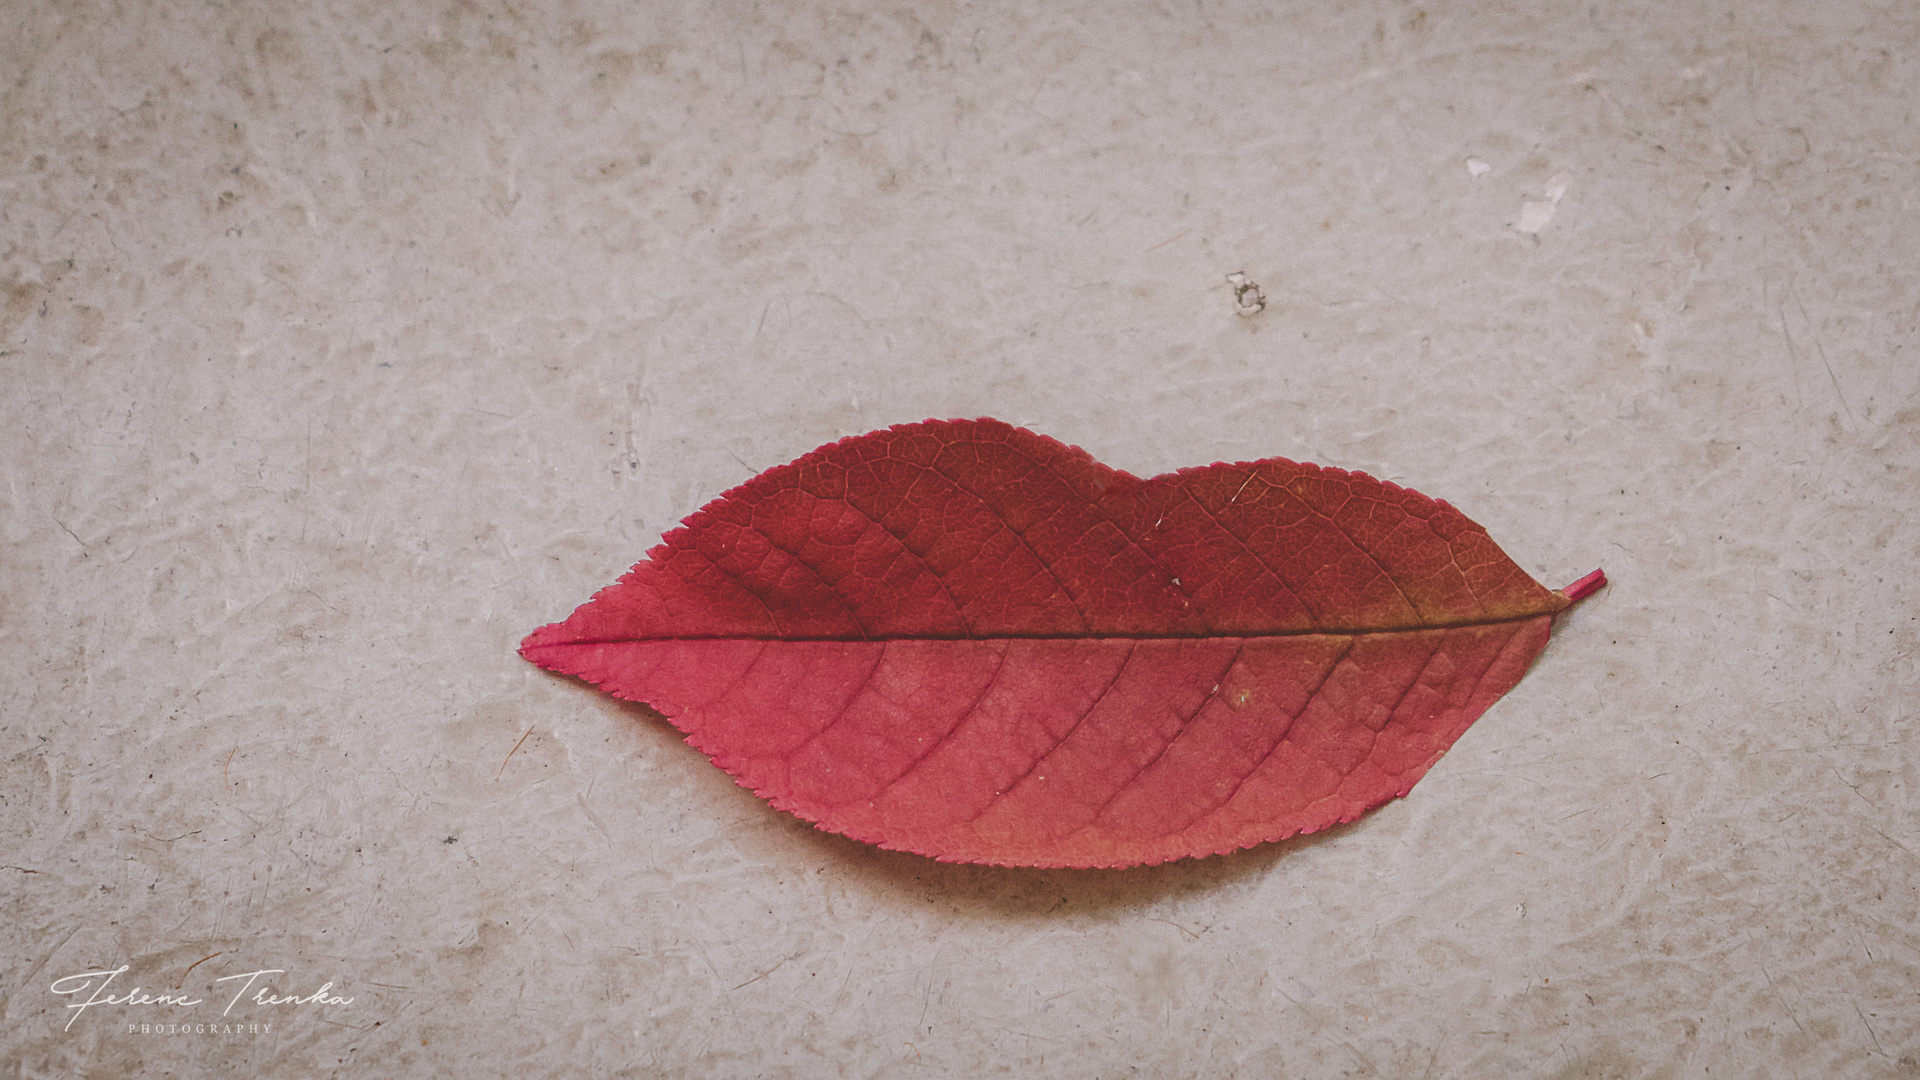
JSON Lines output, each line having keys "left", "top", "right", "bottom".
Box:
{"left": 141, "top": 829, "right": 202, "bottom": 843}
{"left": 1757, "top": 959, "right": 1809, "bottom": 1039}
{"left": 576, "top": 793, "right": 613, "bottom": 846}
{"left": 496, "top": 727, "right": 534, "bottom": 780}
{"left": 53, "top": 517, "right": 87, "bottom": 551}
{"left": 1767, "top": 280, "right": 1805, "bottom": 409}
{"left": 1790, "top": 284, "right": 1856, "bottom": 427}
{"left": 1144, "top": 229, "right": 1191, "bottom": 253}
{"left": 730, "top": 952, "right": 799, "bottom": 991}
{"left": 916, "top": 944, "right": 946, "bottom": 1032}
{"left": 1274, "top": 985, "right": 1383, "bottom": 1077}
{"left": 4, "top": 925, "right": 80, "bottom": 1021}
{"left": 1869, "top": 826, "right": 1917, "bottom": 859}
{"left": 176, "top": 951, "right": 223, "bottom": 989}
{"left": 1146, "top": 917, "right": 1204, "bottom": 940}
{"left": 1855, "top": 1002, "right": 1888, "bottom": 1057}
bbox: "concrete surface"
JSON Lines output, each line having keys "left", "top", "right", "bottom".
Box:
{"left": 3, "top": 1, "right": 1916, "bottom": 1076}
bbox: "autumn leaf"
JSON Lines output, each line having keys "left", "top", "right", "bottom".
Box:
{"left": 523, "top": 418, "right": 1602, "bottom": 868}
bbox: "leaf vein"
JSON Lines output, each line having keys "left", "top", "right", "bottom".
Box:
{"left": 963, "top": 639, "right": 1140, "bottom": 827}
{"left": 1190, "top": 636, "right": 1356, "bottom": 831}
{"left": 868, "top": 641, "right": 1013, "bottom": 803}
{"left": 1087, "top": 642, "right": 1246, "bottom": 826}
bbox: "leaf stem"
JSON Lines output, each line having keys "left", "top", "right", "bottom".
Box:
{"left": 1560, "top": 568, "right": 1607, "bottom": 603}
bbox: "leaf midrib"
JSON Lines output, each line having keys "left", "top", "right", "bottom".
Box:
{"left": 534, "top": 608, "right": 1562, "bottom": 646}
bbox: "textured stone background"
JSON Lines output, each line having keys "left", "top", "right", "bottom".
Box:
{"left": 4, "top": 1, "right": 1916, "bottom": 1076}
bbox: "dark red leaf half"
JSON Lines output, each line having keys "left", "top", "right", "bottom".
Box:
{"left": 523, "top": 418, "right": 1598, "bottom": 868}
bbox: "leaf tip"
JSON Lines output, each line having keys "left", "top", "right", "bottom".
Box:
{"left": 517, "top": 621, "right": 574, "bottom": 669}
{"left": 1559, "top": 568, "right": 1606, "bottom": 604}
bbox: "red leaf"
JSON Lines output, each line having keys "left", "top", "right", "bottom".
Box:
{"left": 523, "top": 418, "right": 1600, "bottom": 868}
